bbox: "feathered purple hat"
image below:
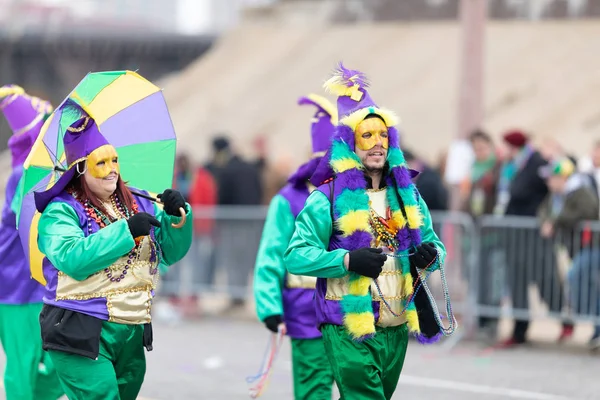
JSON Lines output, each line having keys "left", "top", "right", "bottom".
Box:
{"left": 309, "top": 63, "right": 442, "bottom": 344}
{"left": 323, "top": 62, "right": 399, "bottom": 133}
{"left": 34, "top": 116, "right": 110, "bottom": 213}
{"left": 0, "top": 85, "right": 53, "bottom": 167}
{"left": 310, "top": 63, "right": 411, "bottom": 185}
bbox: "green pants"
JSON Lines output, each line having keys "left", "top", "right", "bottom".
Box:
{"left": 48, "top": 321, "right": 146, "bottom": 400}
{"left": 322, "top": 323, "right": 409, "bottom": 400}
{"left": 291, "top": 337, "right": 334, "bottom": 400}
{"left": 0, "top": 303, "right": 63, "bottom": 400}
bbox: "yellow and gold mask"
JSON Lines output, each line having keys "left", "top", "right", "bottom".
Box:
{"left": 87, "top": 145, "right": 119, "bottom": 179}
{"left": 355, "top": 117, "right": 389, "bottom": 151}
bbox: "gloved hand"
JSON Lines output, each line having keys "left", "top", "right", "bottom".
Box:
{"left": 409, "top": 243, "right": 438, "bottom": 270}
{"left": 127, "top": 212, "right": 160, "bottom": 238}
{"left": 264, "top": 315, "right": 284, "bottom": 333}
{"left": 157, "top": 189, "right": 186, "bottom": 217}
{"left": 347, "top": 248, "right": 387, "bottom": 279}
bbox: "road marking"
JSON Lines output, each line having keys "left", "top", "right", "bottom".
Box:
{"left": 400, "top": 375, "right": 579, "bottom": 400}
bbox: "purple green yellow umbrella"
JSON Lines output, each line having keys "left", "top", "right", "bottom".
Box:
{"left": 16, "top": 70, "right": 178, "bottom": 285}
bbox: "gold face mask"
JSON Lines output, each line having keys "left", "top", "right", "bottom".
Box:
{"left": 355, "top": 117, "right": 389, "bottom": 151}
{"left": 87, "top": 145, "right": 119, "bottom": 179}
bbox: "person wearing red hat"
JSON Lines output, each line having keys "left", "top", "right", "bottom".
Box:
{"left": 494, "top": 129, "right": 573, "bottom": 348}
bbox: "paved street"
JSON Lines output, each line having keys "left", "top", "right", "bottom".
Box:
{"left": 137, "top": 316, "right": 599, "bottom": 400}
{"left": 0, "top": 314, "right": 599, "bottom": 399}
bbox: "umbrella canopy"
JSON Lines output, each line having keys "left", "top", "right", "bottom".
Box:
{"left": 17, "top": 70, "right": 178, "bottom": 285}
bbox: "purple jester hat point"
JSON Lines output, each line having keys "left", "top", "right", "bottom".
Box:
{"left": 34, "top": 116, "right": 110, "bottom": 213}
{"left": 0, "top": 84, "right": 53, "bottom": 167}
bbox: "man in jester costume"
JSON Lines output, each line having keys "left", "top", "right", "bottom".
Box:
{"left": 33, "top": 114, "right": 193, "bottom": 399}
{"left": 253, "top": 93, "right": 337, "bottom": 399}
{"left": 0, "top": 85, "right": 64, "bottom": 400}
{"left": 284, "top": 64, "right": 447, "bottom": 399}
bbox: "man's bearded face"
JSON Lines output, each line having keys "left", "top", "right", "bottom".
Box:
{"left": 354, "top": 117, "right": 388, "bottom": 172}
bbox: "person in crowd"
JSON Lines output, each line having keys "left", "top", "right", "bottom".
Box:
{"left": 460, "top": 129, "right": 502, "bottom": 335}
{"left": 403, "top": 149, "right": 448, "bottom": 211}
{"left": 206, "top": 136, "right": 263, "bottom": 311}
{"left": 495, "top": 130, "right": 568, "bottom": 348}
{"left": 160, "top": 153, "right": 217, "bottom": 319}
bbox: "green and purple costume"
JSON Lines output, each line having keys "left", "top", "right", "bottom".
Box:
{"left": 34, "top": 117, "right": 193, "bottom": 400}
{"left": 284, "top": 65, "right": 446, "bottom": 400}
{"left": 253, "top": 94, "right": 336, "bottom": 399}
{"left": 0, "top": 85, "right": 64, "bottom": 400}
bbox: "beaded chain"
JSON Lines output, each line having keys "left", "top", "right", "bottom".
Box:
{"left": 68, "top": 189, "right": 161, "bottom": 283}
{"left": 367, "top": 205, "right": 457, "bottom": 336}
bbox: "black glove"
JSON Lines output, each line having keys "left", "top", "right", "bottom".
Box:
{"left": 157, "top": 189, "right": 186, "bottom": 217}
{"left": 409, "top": 243, "right": 438, "bottom": 270}
{"left": 347, "top": 248, "right": 387, "bottom": 279}
{"left": 127, "top": 212, "right": 160, "bottom": 238}
{"left": 264, "top": 315, "right": 283, "bottom": 333}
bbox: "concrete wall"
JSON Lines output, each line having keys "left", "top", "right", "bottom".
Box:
{"left": 163, "top": 20, "right": 600, "bottom": 171}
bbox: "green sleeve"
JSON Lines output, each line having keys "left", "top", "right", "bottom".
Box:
{"left": 283, "top": 191, "right": 348, "bottom": 278}
{"left": 418, "top": 195, "right": 446, "bottom": 271}
{"left": 38, "top": 201, "right": 136, "bottom": 281}
{"left": 253, "top": 195, "right": 295, "bottom": 321}
{"left": 154, "top": 202, "right": 194, "bottom": 266}
{"left": 10, "top": 172, "right": 24, "bottom": 218}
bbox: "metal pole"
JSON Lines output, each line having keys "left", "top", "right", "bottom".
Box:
{"left": 449, "top": 0, "right": 487, "bottom": 342}
{"left": 457, "top": 0, "right": 487, "bottom": 143}
{"left": 449, "top": 0, "right": 487, "bottom": 213}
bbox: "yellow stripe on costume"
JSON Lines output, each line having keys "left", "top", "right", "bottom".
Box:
{"left": 405, "top": 205, "right": 423, "bottom": 228}
{"left": 403, "top": 273, "right": 414, "bottom": 297}
{"left": 348, "top": 275, "right": 372, "bottom": 296}
{"left": 340, "top": 107, "right": 400, "bottom": 132}
{"left": 331, "top": 157, "right": 363, "bottom": 173}
{"left": 337, "top": 210, "right": 370, "bottom": 236}
{"left": 390, "top": 210, "right": 407, "bottom": 230}
{"left": 406, "top": 309, "right": 421, "bottom": 333}
{"left": 29, "top": 212, "right": 46, "bottom": 285}
{"left": 344, "top": 312, "right": 376, "bottom": 338}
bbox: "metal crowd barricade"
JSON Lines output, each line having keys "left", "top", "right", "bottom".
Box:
{"left": 476, "top": 215, "right": 600, "bottom": 329}
{"left": 428, "top": 211, "right": 478, "bottom": 342}
{"left": 159, "top": 206, "right": 477, "bottom": 340}
{"left": 161, "top": 204, "right": 600, "bottom": 339}
{"left": 158, "top": 205, "right": 268, "bottom": 302}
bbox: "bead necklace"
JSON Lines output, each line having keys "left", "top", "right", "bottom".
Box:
{"left": 366, "top": 199, "right": 457, "bottom": 336}
{"left": 68, "top": 189, "right": 159, "bottom": 283}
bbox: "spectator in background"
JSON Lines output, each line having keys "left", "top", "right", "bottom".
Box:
{"left": 537, "top": 158, "right": 596, "bottom": 344}
{"left": 495, "top": 130, "right": 551, "bottom": 348}
{"left": 537, "top": 156, "right": 600, "bottom": 351}
{"left": 206, "top": 136, "right": 263, "bottom": 206}
{"left": 403, "top": 149, "right": 448, "bottom": 211}
{"left": 586, "top": 141, "right": 600, "bottom": 204}
{"left": 160, "top": 154, "right": 217, "bottom": 319}
{"left": 462, "top": 130, "right": 501, "bottom": 217}
{"left": 495, "top": 130, "right": 548, "bottom": 217}
{"left": 206, "top": 135, "right": 264, "bottom": 312}
{"left": 461, "top": 130, "right": 502, "bottom": 334}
